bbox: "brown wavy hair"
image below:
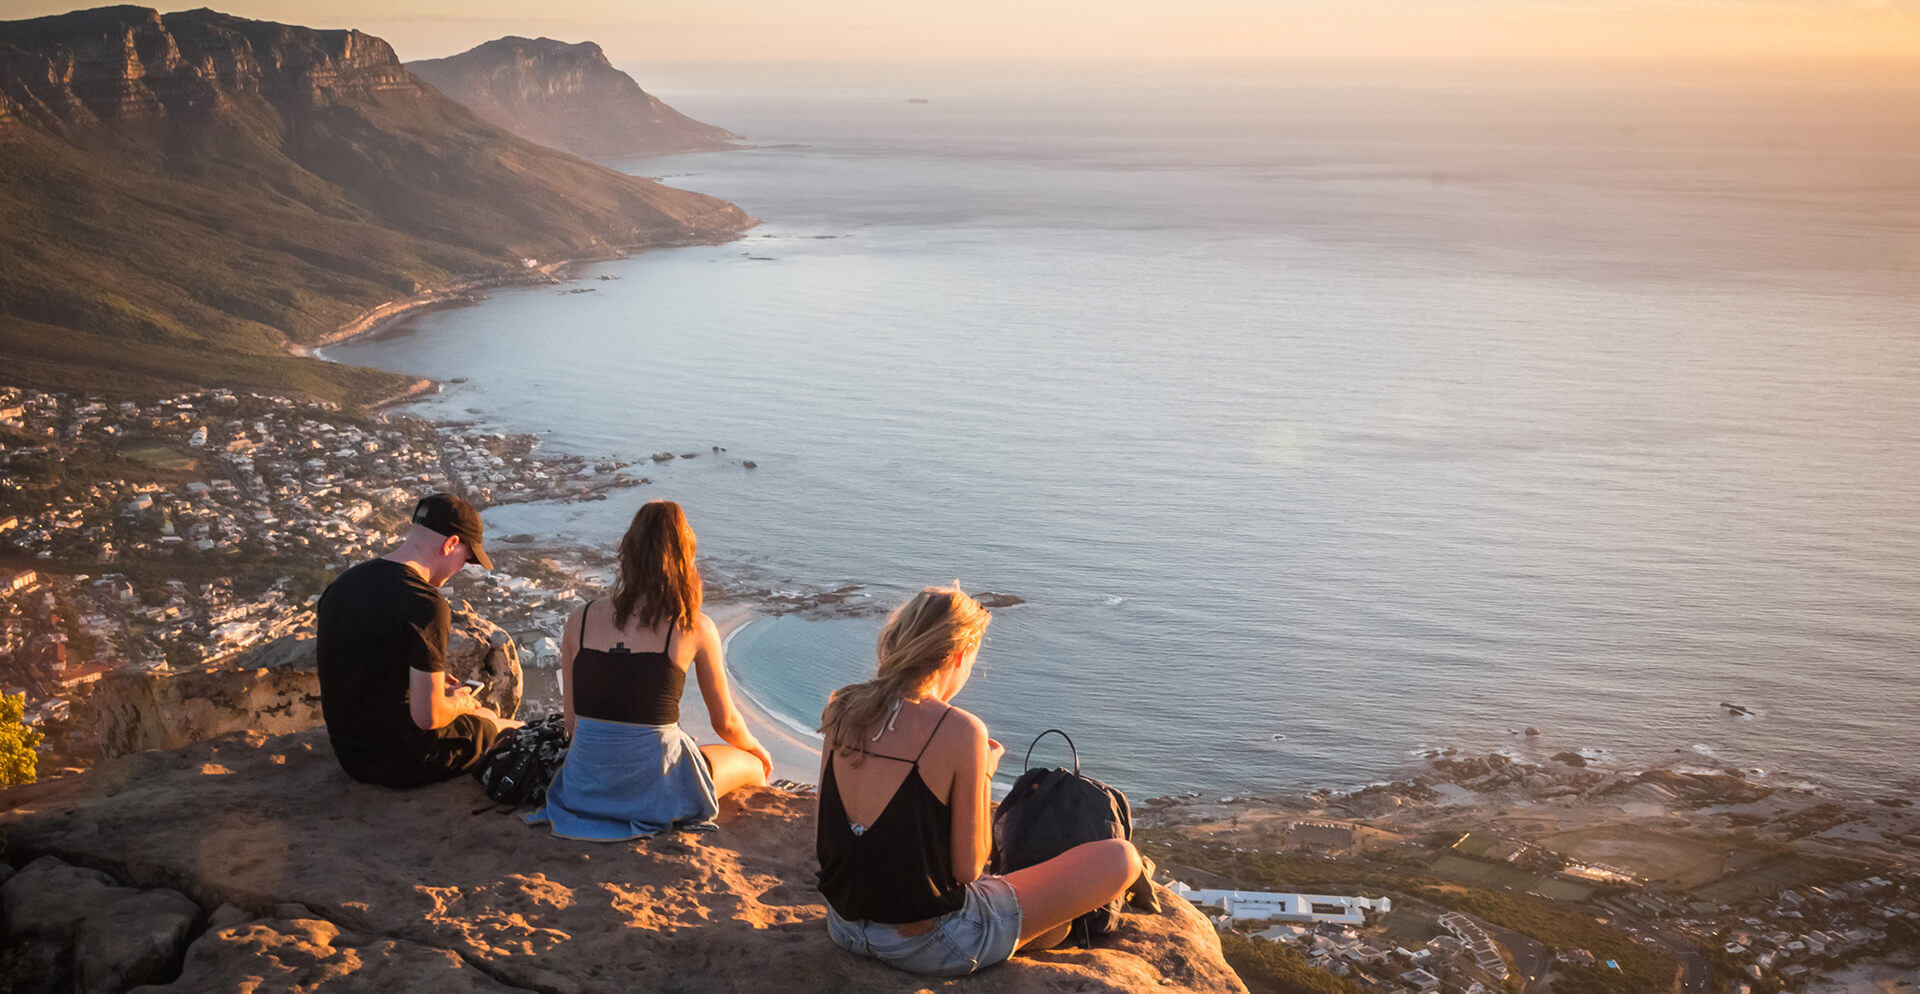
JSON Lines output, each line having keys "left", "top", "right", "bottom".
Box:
{"left": 819, "top": 586, "right": 990, "bottom": 760}
{"left": 611, "top": 500, "right": 702, "bottom": 632}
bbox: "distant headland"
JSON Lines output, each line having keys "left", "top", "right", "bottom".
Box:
{"left": 408, "top": 37, "right": 740, "bottom": 160}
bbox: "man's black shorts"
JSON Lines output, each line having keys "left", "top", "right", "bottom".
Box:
{"left": 336, "top": 714, "right": 500, "bottom": 789}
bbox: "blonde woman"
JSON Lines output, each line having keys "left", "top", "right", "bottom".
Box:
{"left": 529, "top": 501, "right": 771, "bottom": 840}
{"left": 815, "top": 586, "right": 1141, "bottom": 976}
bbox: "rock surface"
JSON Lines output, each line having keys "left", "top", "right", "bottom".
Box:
{"left": 75, "top": 887, "right": 201, "bottom": 994}
{"left": 408, "top": 37, "right": 738, "bottom": 159}
{"left": 3, "top": 856, "right": 201, "bottom": 993}
{"left": 64, "top": 608, "right": 521, "bottom": 763}
{"left": 2, "top": 729, "right": 1247, "bottom": 994}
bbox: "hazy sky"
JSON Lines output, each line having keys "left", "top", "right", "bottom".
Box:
{"left": 2, "top": 0, "right": 1917, "bottom": 63}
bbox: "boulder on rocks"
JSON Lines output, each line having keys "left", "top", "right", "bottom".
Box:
{"left": 1552, "top": 751, "right": 1588, "bottom": 768}
{"left": 3, "top": 857, "right": 131, "bottom": 942}
{"left": 3, "top": 856, "right": 202, "bottom": 993}
{"left": 3, "top": 729, "right": 1247, "bottom": 994}
{"left": 445, "top": 612, "right": 523, "bottom": 719}
{"left": 75, "top": 888, "right": 201, "bottom": 993}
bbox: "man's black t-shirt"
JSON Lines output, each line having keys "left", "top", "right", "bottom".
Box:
{"left": 316, "top": 559, "right": 490, "bottom": 786}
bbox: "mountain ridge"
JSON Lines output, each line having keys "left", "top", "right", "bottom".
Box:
{"left": 407, "top": 35, "right": 738, "bottom": 160}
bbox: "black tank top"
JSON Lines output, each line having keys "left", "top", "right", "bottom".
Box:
{"left": 568, "top": 600, "right": 686, "bottom": 725}
{"left": 815, "top": 707, "right": 966, "bottom": 924}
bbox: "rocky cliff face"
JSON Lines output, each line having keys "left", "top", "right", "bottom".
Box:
{"left": 59, "top": 608, "right": 522, "bottom": 765}
{"left": 0, "top": 729, "right": 1247, "bottom": 994}
{"left": 408, "top": 37, "right": 737, "bottom": 160}
{"left": 0, "top": 7, "right": 422, "bottom": 131}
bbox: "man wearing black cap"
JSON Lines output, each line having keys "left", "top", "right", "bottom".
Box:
{"left": 315, "top": 493, "right": 518, "bottom": 787}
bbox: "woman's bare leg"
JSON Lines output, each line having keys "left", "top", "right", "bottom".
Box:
{"left": 701, "top": 743, "right": 769, "bottom": 798}
{"left": 999, "top": 838, "right": 1142, "bottom": 948}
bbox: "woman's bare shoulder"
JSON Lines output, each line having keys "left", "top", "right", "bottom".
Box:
{"left": 692, "top": 611, "right": 722, "bottom": 643}
{"left": 939, "top": 704, "right": 989, "bottom": 742}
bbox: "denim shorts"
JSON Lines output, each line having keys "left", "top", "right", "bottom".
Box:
{"left": 825, "top": 876, "right": 1023, "bottom": 977}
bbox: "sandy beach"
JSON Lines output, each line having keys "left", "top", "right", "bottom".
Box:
{"left": 680, "top": 602, "right": 823, "bottom": 785}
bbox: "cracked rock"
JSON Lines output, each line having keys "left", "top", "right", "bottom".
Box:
{"left": 75, "top": 888, "right": 201, "bottom": 994}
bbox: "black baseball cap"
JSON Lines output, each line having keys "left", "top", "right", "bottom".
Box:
{"left": 411, "top": 493, "right": 492, "bottom": 569}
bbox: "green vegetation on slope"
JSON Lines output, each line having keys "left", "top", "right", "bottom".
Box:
{"left": 1220, "top": 933, "right": 1368, "bottom": 994}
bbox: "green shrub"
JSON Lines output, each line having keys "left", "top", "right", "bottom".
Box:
{"left": 0, "top": 692, "right": 42, "bottom": 787}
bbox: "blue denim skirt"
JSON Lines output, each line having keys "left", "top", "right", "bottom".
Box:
{"left": 825, "top": 876, "right": 1023, "bottom": 977}
{"left": 526, "top": 717, "right": 718, "bottom": 841}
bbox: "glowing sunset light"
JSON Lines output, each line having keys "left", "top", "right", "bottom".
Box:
{"left": 4, "top": 0, "right": 1913, "bottom": 63}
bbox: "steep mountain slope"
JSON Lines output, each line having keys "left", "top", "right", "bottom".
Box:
{"left": 0, "top": 6, "right": 753, "bottom": 403}
{"left": 408, "top": 36, "right": 737, "bottom": 160}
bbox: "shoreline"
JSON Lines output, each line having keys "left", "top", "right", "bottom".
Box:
{"left": 296, "top": 222, "right": 758, "bottom": 373}
{"left": 685, "top": 603, "right": 822, "bottom": 784}
{"left": 297, "top": 256, "right": 596, "bottom": 362}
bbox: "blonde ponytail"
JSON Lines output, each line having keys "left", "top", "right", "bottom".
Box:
{"left": 820, "top": 586, "right": 990, "bottom": 759}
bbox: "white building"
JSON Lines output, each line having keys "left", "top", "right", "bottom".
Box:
{"left": 1171, "top": 883, "right": 1390, "bottom": 925}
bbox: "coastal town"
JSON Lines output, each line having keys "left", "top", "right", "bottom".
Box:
{"left": 1141, "top": 755, "right": 1920, "bottom": 994}
{"left": 0, "top": 384, "right": 633, "bottom": 762}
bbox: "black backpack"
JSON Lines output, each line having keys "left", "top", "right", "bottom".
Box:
{"left": 471, "top": 714, "right": 570, "bottom": 814}
{"left": 990, "top": 729, "right": 1158, "bottom": 947}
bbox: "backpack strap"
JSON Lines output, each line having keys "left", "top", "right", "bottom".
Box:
{"left": 1024, "top": 728, "right": 1080, "bottom": 774}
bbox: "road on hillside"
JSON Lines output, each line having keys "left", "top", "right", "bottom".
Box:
{"left": 1485, "top": 924, "right": 1551, "bottom": 994}
{"left": 1658, "top": 935, "right": 1708, "bottom": 994}
{"left": 1599, "top": 910, "right": 1708, "bottom": 994}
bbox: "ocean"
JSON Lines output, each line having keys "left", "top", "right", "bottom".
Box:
{"left": 329, "top": 63, "right": 1920, "bottom": 798}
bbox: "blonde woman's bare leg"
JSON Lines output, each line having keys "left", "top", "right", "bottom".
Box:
{"left": 998, "top": 838, "right": 1142, "bottom": 948}
{"left": 701, "top": 743, "right": 769, "bottom": 798}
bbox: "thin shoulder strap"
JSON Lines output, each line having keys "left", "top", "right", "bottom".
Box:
{"left": 912, "top": 706, "right": 955, "bottom": 765}
{"left": 575, "top": 599, "right": 592, "bottom": 648}
{"left": 660, "top": 619, "right": 674, "bottom": 655}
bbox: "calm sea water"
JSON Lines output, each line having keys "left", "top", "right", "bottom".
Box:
{"left": 332, "top": 66, "right": 1920, "bottom": 798}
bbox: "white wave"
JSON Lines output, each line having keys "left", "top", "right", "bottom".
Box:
{"left": 721, "top": 618, "right": 827, "bottom": 744}
{"left": 738, "top": 682, "right": 826, "bottom": 743}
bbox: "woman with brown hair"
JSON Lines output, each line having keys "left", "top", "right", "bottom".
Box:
{"left": 528, "top": 500, "right": 771, "bottom": 840}
{"left": 815, "top": 586, "right": 1142, "bottom": 976}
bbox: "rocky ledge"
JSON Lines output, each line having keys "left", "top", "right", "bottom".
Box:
{"left": 51, "top": 608, "right": 521, "bottom": 769}
{"left": 0, "top": 729, "right": 1246, "bottom": 994}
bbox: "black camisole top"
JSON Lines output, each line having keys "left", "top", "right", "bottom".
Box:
{"left": 569, "top": 600, "right": 686, "bottom": 726}
{"left": 815, "top": 707, "right": 966, "bottom": 924}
